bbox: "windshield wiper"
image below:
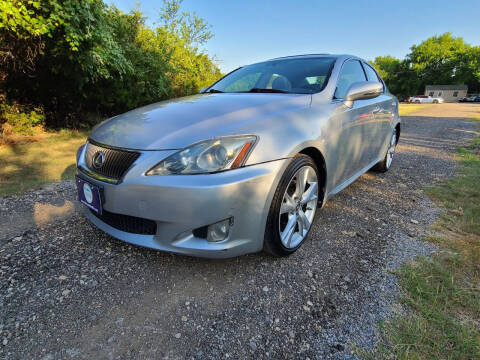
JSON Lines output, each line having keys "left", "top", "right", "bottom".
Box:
{"left": 207, "top": 88, "right": 290, "bottom": 94}
{"left": 247, "top": 88, "right": 289, "bottom": 94}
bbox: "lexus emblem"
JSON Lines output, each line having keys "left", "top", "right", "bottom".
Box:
{"left": 92, "top": 151, "right": 105, "bottom": 169}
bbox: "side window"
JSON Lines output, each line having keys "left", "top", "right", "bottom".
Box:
{"left": 429, "top": 91, "right": 434, "bottom": 97}
{"left": 363, "top": 63, "right": 379, "bottom": 82}
{"left": 224, "top": 73, "right": 261, "bottom": 92}
{"left": 363, "top": 62, "right": 385, "bottom": 93}
{"left": 438, "top": 91, "right": 442, "bottom": 97}
{"left": 334, "top": 60, "right": 366, "bottom": 99}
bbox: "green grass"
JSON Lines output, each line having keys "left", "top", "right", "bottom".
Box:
{"left": 398, "top": 103, "right": 433, "bottom": 116}
{"left": 427, "top": 138, "right": 480, "bottom": 235}
{"left": 379, "top": 249, "right": 480, "bottom": 359}
{"left": 0, "top": 130, "right": 87, "bottom": 195}
{"left": 374, "top": 113, "right": 480, "bottom": 359}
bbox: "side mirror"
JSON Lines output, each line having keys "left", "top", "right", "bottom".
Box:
{"left": 344, "top": 81, "right": 383, "bottom": 107}
{"left": 199, "top": 88, "right": 206, "bottom": 94}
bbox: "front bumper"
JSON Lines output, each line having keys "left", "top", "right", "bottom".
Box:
{"left": 77, "top": 145, "right": 287, "bottom": 258}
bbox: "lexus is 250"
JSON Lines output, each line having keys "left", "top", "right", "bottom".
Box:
{"left": 76, "top": 54, "right": 400, "bottom": 258}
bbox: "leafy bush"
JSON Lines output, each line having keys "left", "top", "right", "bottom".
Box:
{"left": 0, "top": 103, "right": 45, "bottom": 135}
{"left": 0, "top": 0, "right": 222, "bottom": 129}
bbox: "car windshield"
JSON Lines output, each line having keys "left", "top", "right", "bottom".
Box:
{"left": 207, "top": 57, "right": 335, "bottom": 94}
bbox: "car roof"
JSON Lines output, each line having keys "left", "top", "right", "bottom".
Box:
{"left": 267, "top": 54, "right": 361, "bottom": 62}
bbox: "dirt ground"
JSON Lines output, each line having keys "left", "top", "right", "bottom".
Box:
{"left": 1, "top": 103, "right": 478, "bottom": 359}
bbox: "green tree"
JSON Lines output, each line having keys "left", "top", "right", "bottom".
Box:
{"left": 409, "top": 33, "right": 467, "bottom": 84}
{"left": 374, "top": 33, "right": 480, "bottom": 96}
{"left": 373, "top": 56, "right": 420, "bottom": 97}
{"left": 408, "top": 33, "right": 480, "bottom": 93}
{"left": 0, "top": 0, "right": 131, "bottom": 79}
{"left": 0, "top": 0, "right": 222, "bottom": 128}
{"left": 157, "top": 0, "right": 220, "bottom": 97}
{"left": 458, "top": 46, "right": 480, "bottom": 93}
{"left": 160, "top": 0, "right": 213, "bottom": 46}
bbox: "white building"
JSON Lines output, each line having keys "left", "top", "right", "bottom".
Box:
{"left": 424, "top": 85, "right": 468, "bottom": 102}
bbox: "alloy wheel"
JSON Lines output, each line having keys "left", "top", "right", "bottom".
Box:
{"left": 278, "top": 166, "right": 318, "bottom": 249}
{"left": 386, "top": 130, "right": 397, "bottom": 169}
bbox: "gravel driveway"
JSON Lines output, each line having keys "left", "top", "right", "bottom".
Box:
{"left": 1, "top": 103, "right": 478, "bottom": 359}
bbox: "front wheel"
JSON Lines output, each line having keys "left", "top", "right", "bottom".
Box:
{"left": 433, "top": 100, "right": 439, "bottom": 104}
{"left": 263, "top": 155, "right": 320, "bottom": 257}
{"left": 372, "top": 129, "right": 397, "bottom": 172}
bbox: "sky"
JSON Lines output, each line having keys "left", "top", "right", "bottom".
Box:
{"left": 110, "top": 0, "right": 480, "bottom": 73}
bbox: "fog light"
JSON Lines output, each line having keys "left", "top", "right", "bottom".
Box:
{"left": 207, "top": 218, "right": 232, "bottom": 242}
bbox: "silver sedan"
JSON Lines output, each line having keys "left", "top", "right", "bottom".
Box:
{"left": 76, "top": 54, "right": 400, "bottom": 258}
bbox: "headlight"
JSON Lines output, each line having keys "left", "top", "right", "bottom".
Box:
{"left": 146, "top": 135, "right": 257, "bottom": 175}
{"left": 76, "top": 144, "right": 85, "bottom": 163}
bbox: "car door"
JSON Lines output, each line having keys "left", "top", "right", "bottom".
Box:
{"left": 362, "top": 62, "right": 395, "bottom": 162}
{"left": 330, "top": 59, "right": 376, "bottom": 187}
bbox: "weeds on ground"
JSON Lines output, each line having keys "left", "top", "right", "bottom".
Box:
{"left": 373, "top": 116, "right": 480, "bottom": 359}
{"left": 0, "top": 100, "right": 47, "bottom": 144}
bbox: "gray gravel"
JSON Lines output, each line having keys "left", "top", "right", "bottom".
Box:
{"left": 0, "top": 181, "right": 79, "bottom": 245}
{"left": 1, "top": 103, "right": 478, "bottom": 359}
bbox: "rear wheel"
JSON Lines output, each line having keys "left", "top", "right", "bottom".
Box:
{"left": 415, "top": 100, "right": 420, "bottom": 103}
{"left": 372, "top": 128, "right": 397, "bottom": 172}
{"left": 263, "top": 155, "right": 320, "bottom": 257}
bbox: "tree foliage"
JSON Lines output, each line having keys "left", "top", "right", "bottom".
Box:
{"left": 373, "top": 56, "right": 419, "bottom": 97}
{"left": 373, "top": 33, "right": 480, "bottom": 97}
{"left": 0, "top": 0, "right": 221, "bottom": 128}
{"left": 160, "top": 0, "right": 213, "bottom": 46}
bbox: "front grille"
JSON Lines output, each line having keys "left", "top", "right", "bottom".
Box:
{"left": 85, "top": 141, "right": 140, "bottom": 181}
{"left": 90, "top": 209, "right": 157, "bottom": 235}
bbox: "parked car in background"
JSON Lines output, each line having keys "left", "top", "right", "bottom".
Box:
{"left": 408, "top": 95, "right": 426, "bottom": 102}
{"left": 409, "top": 95, "right": 444, "bottom": 104}
{"left": 459, "top": 95, "right": 477, "bottom": 102}
{"left": 474, "top": 96, "right": 480, "bottom": 102}
{"left": 76, "top": 54, "right": 400, "bottom": 258}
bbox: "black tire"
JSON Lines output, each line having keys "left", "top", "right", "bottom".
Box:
{"left": 415, "top": 100, "right": 420, "bottom": 103}
{"left": 372, "top": 129, "right": 397, "bottom": 172}
{"left": 263, "top": 154, "right": 320, "bottom": 257}
{"left": 433, "top": 100, "right": 438, "bottom": 104}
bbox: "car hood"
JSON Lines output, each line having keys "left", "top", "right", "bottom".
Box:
{"left": 89, "top": 93, "right": 311, "bottom": 150}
